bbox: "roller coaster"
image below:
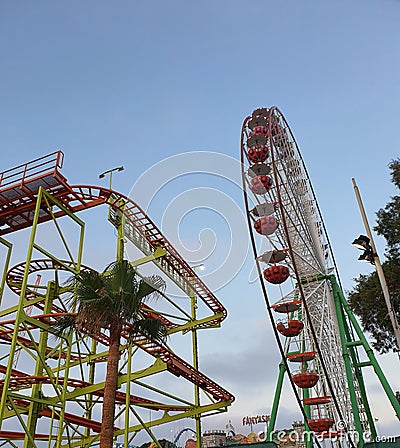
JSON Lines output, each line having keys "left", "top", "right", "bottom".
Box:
{"left": 173, "top": 428, "right": 196, "bottom": 446}
{"left": 0, "top": 151, "right": 234, "bottom": 447}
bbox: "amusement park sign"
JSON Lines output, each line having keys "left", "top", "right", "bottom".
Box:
{"left": 242, "top": 415, "right": 270, "bottom": 426}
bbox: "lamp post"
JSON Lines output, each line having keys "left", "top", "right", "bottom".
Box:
{"left": 352, "top": 178, "right": 400, "bottom": 353}
{"left": 99, "top": 166, "right": 124, "bottom": 190}
{"left": 99, "top": 166, "right": 125, "bottom": 260}
{"left": 190, "top": 263, "right": 204, "bottom": 448}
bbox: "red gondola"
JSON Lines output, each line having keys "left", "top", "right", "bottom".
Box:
{"left": 264, "top": 265, "right": 290, "bottom": 284}
{"left": 292, "top": 371, "right": 319, "bottom": 388}
{"left": 308, "top": 418, "right": 334, "bottom": 433}
{"left": 253, "top": 125, "right": 268, "bottom": 136}
{"left": 276, "top": 319, "right": 304, "bottom": 337}
{"left": 303, "top": 396, "right": 331, "bottom": 406}
{"left": 247, "top": 145, "right": 269, "bottom": 163}
{"left": 287, "top": 351, "right": 316, "bottom": 363}
{"left": 249, "top": 175, "right": 273, "bottom": 195}
{"left": 272, "top": 300, "right": 301, "bottom": 313}
{"left": 254, "top": 216, "right": 278, "bottom": 236}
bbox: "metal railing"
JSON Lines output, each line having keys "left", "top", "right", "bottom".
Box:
{"left": 0, "top": 150, "right": 64, "bottom": 190}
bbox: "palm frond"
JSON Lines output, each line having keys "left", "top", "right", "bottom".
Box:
{"left": 76, "top": 270, "right": 107, "bottom": 299}
{"left": 105, "top": 260, "right": 138, "bottom": 296}
{"left": 120, "top": 275, "right": 165, "bottom": 320}
{"left": 127, "top": 317, "right": 167, "bottom": 344}
{"left": 52, "top": 314, "right": 77, "bottom": 339}
{"left": 63, "top": 267, "right": 100, "bottom": 308}
{"left": 62, "top": 260, "right": 167, "bottom": 337}
{"left": 136, "top": 275, "right": 166, "bottom": 302}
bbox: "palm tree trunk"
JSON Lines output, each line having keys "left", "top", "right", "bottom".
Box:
{"left": 100, "top": 321, "right": 122, "bottom": 448}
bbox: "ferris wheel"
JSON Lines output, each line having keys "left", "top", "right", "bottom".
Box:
{"left": 240, "top": 107, "right": 400, "bottom": 447}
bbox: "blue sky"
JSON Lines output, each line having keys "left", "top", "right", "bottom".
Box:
{"left": 1, "top": 0, "right": 400, "bottom": 439}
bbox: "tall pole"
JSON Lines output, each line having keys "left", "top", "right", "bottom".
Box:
{"left": 99, "top": 166, "right": 124, "bottom": 191}
{"left": 191, "top": 264, "right": 204, "bottom": 448}
{"left": 99, "top": 166, "right": 125, "bottom": 260}
{"left": 352, "top": 178, "right": 400, "bottom": 352}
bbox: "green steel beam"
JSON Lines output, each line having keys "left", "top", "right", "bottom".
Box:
{"left": 356, "top": 362, "right": 373, "bottom": 368}
{"left": 0, "top": 188, "right": 45, "bottom": 425}
{"left": 341, "top": 306, "right": 377, "bottom": 441}
{"left": 116, "top": 198, "right": 125, "bottom": 261}
{"left": 84, "top": 338, "right": 97, "bottom": 441}
{"left": 0, "top": 291, "right": 45, "bottom": 318}
{"left": 34, "top": 187, "right": 85, "bottom": 272}
{"left": 121, "top": 400, "right": 231, "bottom": 434}
{"left": 268, "top": 360, "right": 285, "bottom": 439}
{"left": 346, "top": 341, "right": 363, "bottom": 347}
{"left": 330, "top": 274, "right": 367, "bottom": 444}
{"left": 65, "top": 400, "right": 231, "bottom": 448}
{"left": 24, "top": 281, "right": 56, "bottom": 448}
{"left": 176, "top": 313, "right": 224, "bottom": 334}
{"left": 328, "top": 274, "right": 400, "bottom": 421}
{"left": 190, "top": 284, "right": 202, "bottom": 448}
{"left": 0, "top": 187, "right": 85, "bottom": 446}
{"left": 124, "top": 344, "right": 133, "bottom": 446}
{"left": 46, "top": 359, "right": 169, "bottom": 404}
{"left": 129, "top": 246, "right": 167, "bottom": 267}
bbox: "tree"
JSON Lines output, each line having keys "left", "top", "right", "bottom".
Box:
{"left": 375, "top": 159, "right": 400, "bottom": 262}
{"left": 56, "top": 259, "right": 167, "bottom": 448}
{"left": 348, "top": 260, "right": 400, "bottom": 353}
{"left": 348, "top": 159, "right": 400, "bottom": 353}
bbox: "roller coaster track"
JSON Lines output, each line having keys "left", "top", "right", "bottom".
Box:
{"left": 0, "top": 153, "right": 234, "bottom": 443}
{"left": 0, "top": 184, "right": 227, "bottom": 328}
{"left": 173, "top": 427, "right": 196, "bottom": 445}
{"left": 0, "top": 293, "right": 233, "bottom": 404}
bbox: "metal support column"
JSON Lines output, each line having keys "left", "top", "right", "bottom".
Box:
{"left": 268, "top": 360, "right": 285, "bottom": 440}
{"left": 329, "top": 274, "right": 400, "bottom": 421}
{"left": 190, "top": 286, "right": 202, "bottom": 448}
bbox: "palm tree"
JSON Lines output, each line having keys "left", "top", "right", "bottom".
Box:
{"left": 55, "top": 259, "right": 167, "bottom": 448}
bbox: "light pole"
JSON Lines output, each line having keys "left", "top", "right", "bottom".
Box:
{"left": 190, "top": 263, "right": 204, "bottom": 448}
{"left": 99, "top": 166, "right": 124, "bottom": 190}
{"left": 99, "top": 166, "right": 125, "bottom": 260}
{"left": 352, "top": 178, "right": 400, "bottom": 353}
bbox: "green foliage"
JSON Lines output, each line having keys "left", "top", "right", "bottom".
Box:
{"left": 54, "top": 259, "right": 167, "bottom": 342}
{"left": 348, "top": 159, "right": 400, "bottom": 353}
{"left": 375, "top": 159, "right": 400, "bottom": 262}
{"left": 388, "top": 159, "right": 400, "bottom": 189}
{"left": 348, "top": 260, "right": 400, "bottom": 353}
